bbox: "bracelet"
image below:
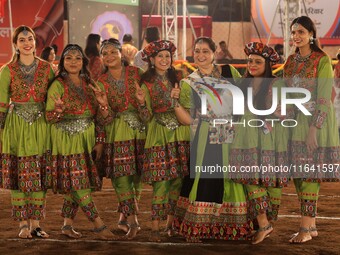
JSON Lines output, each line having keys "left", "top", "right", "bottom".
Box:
{"left": 96, "top": 136, "right": 105, "bottom": 143}
{"left": 53, "top": 111, "right": 62, "bottom": 119}
{"left": 99, "top": 104, "right": 108, "bottom": 111}
{"left": 173, "top": 99, "right": 180, "bottom": 108}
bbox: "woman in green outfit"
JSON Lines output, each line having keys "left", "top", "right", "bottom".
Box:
{"left": 46, "top": 44, "right": 117, "bottom": 240}
{"left": 284, "top": 16, "right": 340, "bottom": 243}
{"left": 229, "top": 42, "right": 289, "bottom": 244}
{"left": 0, "top": 25, "right": 53, "bottom": 239}
{"left": 96, "top": 38, "right": 145, "bottom": 240}
{"left": 173, "top": 37, "right": 252, "bottom": 243}
{"left": 135, "top": 40, "right": 190, "bottom": 242}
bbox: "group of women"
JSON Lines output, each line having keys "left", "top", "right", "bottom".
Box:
{"left": 0, "top": 15, "right": 339, "bottom": 245}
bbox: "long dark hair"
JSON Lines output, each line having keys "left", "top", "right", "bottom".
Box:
{"left": 85, "top": 33, "right": 100, "bottom": 58}
{"left": 140, "top": 50, "right": 179, "bottom": 87}
{"left": 237, "top": 58, "right": 275, "bottom": 119}
{"left": 290, "top": 16, "right": 324, "bottom": 54}
{"left": 49, "top": 44, "right": 93, "bottom": 87}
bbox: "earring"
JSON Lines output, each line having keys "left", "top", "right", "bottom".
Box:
{"left": 309, "top": 36, "right": 314, "bottom": 44}
{"left": 61, "top": 71, "right": 68, "bottom": 77}
{"left": 16, "top": 49, "right": 20, "bottom": 54}
{"left": 79, "top": 69, "right": 85, "bottom": 77}
{"left": 150, "top": 62, "right": 155, "bottom": 69}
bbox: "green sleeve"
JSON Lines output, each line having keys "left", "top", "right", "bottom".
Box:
{"left": 48, "top": 66, "right": 55, "bottom": 81}
{"left": 0, "top": 66, "right": 10, "bottom": 112}
{"left": 0, "top": 66, "right": 11, "bottom": 129}
{"left": 138, "top": 83, "right": 152, "bottom": 122}
{"left": 45, "top": 80, "right": 65, "bottom": 123}
{"left": 179, "top": 79, "right": 193, "bottom": 109}
{"left": 230, "top": 64, "right": 242, "bottom": 85}
{"left": 141, "top": 83, "right": 152, "bottom": 114}
{"left": 311, "top": 55, "right": 333, "bottom": 128}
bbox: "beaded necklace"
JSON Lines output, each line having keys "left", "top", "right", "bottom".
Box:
{"left": 18, "top": 59, "right": 38, "bottom": 85}
{"left": 155, "top": 72, "right": 168, "bottom": 85}
{"left": 68, "top": 77, "right": 86, "bottom": 101}
{"left": 291, "top": 52, "right": 313, "bottom": 87}
{"left": 108, "top": 67, "right": 125, "bottom": 91}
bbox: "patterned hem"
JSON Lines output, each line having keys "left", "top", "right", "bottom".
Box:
{"left": 80, "top": 201, "right": 99, "bottom": 221}
{"left": 300, "top": 199, "right": 317, "bottom": 217}
{"left": 290, "top": 141, "right": 340, "bottom": 181}
{"left": 176, "top": 221, "right": 252, "bottom": 240}
{"left": 104, "top": 139, "right": 145, "bottom": 178}
{"left": 229, "top": 148, "right": 290, "bottom": 187}
{"left": 118, "top": 198, "right": 137, "bottom": 216}
{"left": 2, "top": 152, "right": 52, "bottom": 192}
{"left": 173, "top": 196, "right": 252, "bottom": 240}
{"left": 143, "top": 141, "right": 190, "bottom": 182}
{"left": 12, "top": 205, "right": 29, "bottom": 221}
{"left": 151, "top": 204, "right": 168, "bottom": 221}
{"left": 51, "top": 153, "right": 102, "bottom": 194}
{"left": 248, "top": 195, "right": 276, "bottom": 221}
{"left": 12, "top": 205, "right": 46, "bottom": 221}
{"left": 268, "top": 204, "right": 280, "bottom": 222}
{"left": 61, "top": 200, "right": 79, "bottom": 220}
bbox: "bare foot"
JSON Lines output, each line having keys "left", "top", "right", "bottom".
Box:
{"left": 94, "top": 225, "right": 119, "bottom": 240}
{"left": 61, "top": 225, "right": 82, "bottom": 239}
{"left": 289, "top": 227, "right": 312, "bottom": 244}
{"left": 125, "top": 224, "right": 139, "bottom": 240}
{"left": 149, "top": 231, "right": 161, "bottom": 242}
{"left": 117, "top": 221, "right": 129, "bottom": 233}
{"left": 309, "top": 226, "right": 318, "bottom": 237}
{"left": 252, "top": 224, "right": 273, "bottom": 245}
{"left": 18, "top": 225, "right": 32, "bottom": 239}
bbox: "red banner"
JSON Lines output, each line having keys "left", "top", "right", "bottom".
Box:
{"left": 0, "top": 0, "right": 64, "bottom": 64}
{"left": 0, "top": 0, "right": 7, "bottom": 18}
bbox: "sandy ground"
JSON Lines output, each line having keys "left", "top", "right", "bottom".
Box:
{"left": 0, "top": 179, "right": 340, "bottom": 255}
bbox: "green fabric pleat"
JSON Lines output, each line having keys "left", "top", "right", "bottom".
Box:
{"left": 189, "top": 121, "right": 208, "bottom": 202}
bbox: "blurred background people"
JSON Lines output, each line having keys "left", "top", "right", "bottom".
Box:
{"left": 215, "top": 40, "right": 233, "bottom": 63}
{"left": 85, "top": 33, "right": 104, "bottom": 81}
{"left": 41, "top": 46, "right": 58, "bottom": 73}
{"left": 274, "top": 44, "right": 285, "bottom": 64}
{"left": 134, "top": 26, "right": 160, "bottom": 71}
{"left": 121, "top": 34, "right": 138, "bottom": 65}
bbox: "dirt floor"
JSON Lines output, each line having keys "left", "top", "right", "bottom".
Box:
{"left": 0, "top": 179, "right": 340, "bottom": 255}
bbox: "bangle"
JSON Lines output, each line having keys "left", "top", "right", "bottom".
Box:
{"left": 99, "top": 104, "right": 108, "bottom": 111}
{"left": 53, "top": 111, "right": 62, "bottom": 119}
{"left": 173, "top": 99, "right": 180, "bottom": 108}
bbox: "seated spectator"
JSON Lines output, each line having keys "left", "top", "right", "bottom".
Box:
{"left": 215, "top": 40, "right": 233, "bottom": 62}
